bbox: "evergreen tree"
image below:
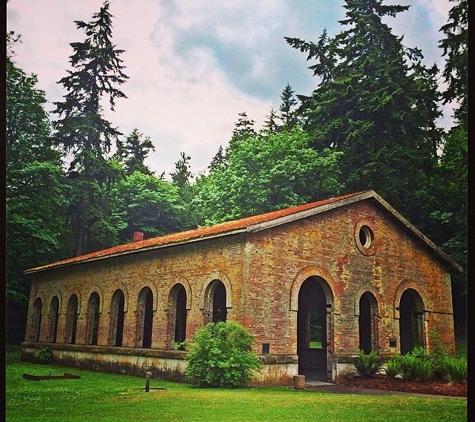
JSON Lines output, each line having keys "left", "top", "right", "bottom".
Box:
{"left": 52, "top": 1, "right": 128, "bottom": 255}
{"left": 228, "top": 112, "right": 256, "bottom": 151}
{"left": 6, "top": 32, "right": 69, "bottom": 343}
{"left": 278, "top": 83, "right": 299, "bottom": 130}
{"left": 115, "top": 128, "right": 155, "bottom": 175}
{"left": 439, "top": 0, "right": 467, "bottom": 124}
{"left": 286, "top": 0, "right": 441, "bottom": 219}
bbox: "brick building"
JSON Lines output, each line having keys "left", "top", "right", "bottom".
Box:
{"left": 21, "top": 190, "right": 461, "bottom": 385}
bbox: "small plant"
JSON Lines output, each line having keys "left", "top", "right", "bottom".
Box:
{"left": 384, "top": 359, "right": 400, "bottom": 379}
{"left": 413, "top": 358, "right": 432, "bottom": 381}
{"left": 185, "top": 321, "right": 262, "bottom": 388}
{"left": 395, "top": 354, "right": 417, "bottom": 380}
{"left": 443, "top": 356, "right": 467, "bottom": 383}
{"left": 35, "top": 346, "right": 53, "bottom": 364}
{"left": 352, "top": 350, "right": 384, "bottom": 378}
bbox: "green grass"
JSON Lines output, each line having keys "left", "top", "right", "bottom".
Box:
{"left": 6, "top": 347, "right": 466, "bottom": 422}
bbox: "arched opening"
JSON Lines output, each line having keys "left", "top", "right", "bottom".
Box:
{"left": 32, "top": 298, "right": 43, "bottom": 342}
{"left": 174, "top": 285, "right": 187, "bottom": 346}
{"left": 86, "top": 292, "right": 100, "bottom": 345}
{"left": 399, "top": 289, "right": 425, "bottom": 354}
{"left": 211, "top": 280, "right": 227, "bottom": 322}
{"left": 137, "top": 287, "right": 153, "bottom": 348}
{"left": 48, "top": 296, "right": 59, "bottom": 343}
{"left": 110, "top": 289, "right": 125, "bottom": 347}
{"left": 358, "top": 292, "right": 378, "bottom": 354}
{"left": 297, "top": 277, "right": 331, "bottom": 380}
{"left": 66, "top": 294, "right": 78, "bottom": 344}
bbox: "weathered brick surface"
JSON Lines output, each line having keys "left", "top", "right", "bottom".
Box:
{"left": 23, "top": 198, "right": 457, "bottom": 383}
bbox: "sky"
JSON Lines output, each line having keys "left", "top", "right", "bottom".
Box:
{"left": 7, "top": 0, "right": 453, "bottom": 177}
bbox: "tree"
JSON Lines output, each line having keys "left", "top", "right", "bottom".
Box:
{"left": 278, "top": 83, "right": 299, "bottom": 130}
{"left": 192, "top": 126, "right": 343, "bottom": 225}
{"left": 52, "top": 1, "right": 128, "bottom": 255}
{"left": 111, "top": 172, "right": 184, "bottom": 243}
{"left": 6, "top": 32, "right": 69, "bottom": 343}
{"left": 228, "top": 112, "right": 256, "bottom": 152}
{"left": 185, "top": 321, "right": 262, "bottom": 388}
{"left": 286, "top": 0, "right": 441, "bottom": 220}
{"left": 439, "top": 0, "right": 467, "bottom": 124}
{"left": 435, "top": 0, "right": 468, "bottom": 331}
{"left": 115, "top": 128, "right": 155, "bottom": 175}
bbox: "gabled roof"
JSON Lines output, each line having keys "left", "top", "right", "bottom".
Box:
{"left": 25, "top": 190, "right": 462, "bottom": 274}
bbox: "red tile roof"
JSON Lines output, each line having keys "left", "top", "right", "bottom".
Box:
{"left": 25, "top": 192, "right": 364, "bottom": 273}
{"left": 24, "top": 190, "right": 461, "bottom": 274}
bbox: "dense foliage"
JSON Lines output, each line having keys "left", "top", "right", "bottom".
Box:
{"left": 185, "top": 322, "right": 262, "bottom": 388}
{"left": 6, "top": 0, "right": 467, "bottom": 343}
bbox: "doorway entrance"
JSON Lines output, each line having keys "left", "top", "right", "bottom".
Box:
{"left": 297, "top": 276, "right": 331, "bottom": 381}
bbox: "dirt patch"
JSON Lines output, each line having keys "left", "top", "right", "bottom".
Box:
{"left": 333, "top": 375, "right": 467, "bottom": 397}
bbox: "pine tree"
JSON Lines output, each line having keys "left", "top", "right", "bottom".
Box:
{"left": 278, "top": 83, "right": 298, "bottom": 130}
{"left": 52, "top": 1, "right": 129, "bottom": 255}
{"left": 286, "top": 0, "right": 441, "bottom": 217}
{"left": 115, "top": 128, "right": 155, "bottom": 175}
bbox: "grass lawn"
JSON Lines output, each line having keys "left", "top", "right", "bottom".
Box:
{"left": 6, "top": 347, "right": 466, "bottom": 422}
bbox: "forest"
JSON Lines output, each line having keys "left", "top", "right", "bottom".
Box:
{"left": 6, "top": 0, "right": 467, "bottom": 344}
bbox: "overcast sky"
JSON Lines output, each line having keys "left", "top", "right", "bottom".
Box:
{"left": 7, "top": 0, "right": 453, "bottom": 177}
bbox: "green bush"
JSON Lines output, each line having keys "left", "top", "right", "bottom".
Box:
{"left": 443, "top": 356, "right": 467, "bottom": 383}
{"left": 185, "top": 321, "right": 262, "bottom": 388}
{"left": 395, "top": 354, "right": 417, "bottom": 381}
{"left": 384, "top": 359, "right": 400, "bottom": 379}
{"left": 35, "top": 346, "right": 53, "bottom": 364}
{"left": 352, "top": 350, "right": 384, "bottom": 378}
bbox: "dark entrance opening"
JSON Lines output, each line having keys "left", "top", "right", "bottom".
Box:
{"left": 143, "top": 290, "right": 153, "bottom": 348}
{"left": 66, "top": 294, "right": 78, "bottom": 344}
{"left": 212, "top": 281, "right": 227, "bottom": 322}
{"left": 49, "top": 296, "right": 59, "bottom": 343}
{"left": 297, "top": 277, "right": 328, "bottom": 380}
{"left": 110, "top": 289, "right": 125, "bottom": 347}
{"left": 359, "top": 292, "right": 378, "bottom": 354}
{"left": 399, "top": 289, "right": 424, "bottom": 354}
{"left": 174, "top": 285, "right": 187, "bottom": 344}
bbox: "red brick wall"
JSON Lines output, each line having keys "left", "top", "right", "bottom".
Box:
{"left": 24, "top": 200, "right": 456, "bottom": 377}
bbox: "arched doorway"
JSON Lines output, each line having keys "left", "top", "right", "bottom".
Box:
{"left": 137, "top": 287, "right": 153, "bottom": 348}
{"left": 32, "top": 298, "right": 43, "bottom": 342}
{"left": 86, "top": 292, "right": 100, "bottom": 345}
{"left": 358, "top": 292, "right": 379, "bottom": 354}
{"left": 297, "top": 277, "right": 331, "bottom": 380}
{"left": 399, "top": 289, "right": 425, "bottom": 354}
{"left": 173, "top": 284, "right": 186, "bottom": 345}
{"left": 66, "top": 294, "right": 78, "bottom": 344}
{"left": 48, "top": 296, "right": 59, "bottom": 343}
{"left": 110, "top": 289, "right": 125, "bottom": 347}
{"left": 209, "top": 280, "right": 227, "bottom": 322}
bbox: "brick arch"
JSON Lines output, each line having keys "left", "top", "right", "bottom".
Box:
{"left": 84, "top": 285, "right": 105, "bottom": 314}
{"left": 393, "top": 280, "right": 425, "bottom": 320}
{"left": 31, "top": 293, "right": 46, "bottom": 316}
{"left": 134, "top": 283, "right": 158, "bottom": 312}
{"left": 289, "top": 265, "right": 337, "bottom": 313}
{"left": 353, "top": 287, "right": 382, "bottom": 317}
{"left": 164, "top": 276, "right": 192, "bottom": 311}
{"left": 110, "top": 282, "right": 130, "bottom": 313}
{"left": 65, "top": 289, "right": 82, "bottom": 314}
{"left": 48, "top": 290, "right": 63, "bottom": 315}
{"left": 200, "top": 271, "right": 233, "bottom": 310}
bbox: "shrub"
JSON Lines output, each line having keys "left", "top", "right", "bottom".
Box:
{"left": 413, "top": 358, "right": 432, "bottom": 381}
{"left": 35, "top": 346, "right": 53, "bottom": 364}
{"left": 395, "top": 354, "right": 417, "bottom": 381}
{"left": 185, "top": 321, "right": 262, "bottom": 388}
{"left": 384, "top": 359, "right": 400, "bottom": 379}
{"left": 352, "top": 350, "right": 384, "bottom": 378}
{"left": 443, "top": 356, "right": 467, "bottom": 383}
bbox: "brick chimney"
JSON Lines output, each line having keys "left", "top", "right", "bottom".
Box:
{"left": 133, "top": 231, "right": 144, "bottom": 242}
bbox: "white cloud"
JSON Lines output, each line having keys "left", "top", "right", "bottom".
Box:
{"left": 7, "top": 0, "right": 454, "bottom": 176}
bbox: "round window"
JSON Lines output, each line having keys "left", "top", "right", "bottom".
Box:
{"left": 355, "top": 222, "right": 376, "bottom": 255}
{"left": 359, "top": 225, "right": 374, "bottom": 249}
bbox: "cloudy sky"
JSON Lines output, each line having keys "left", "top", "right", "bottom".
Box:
{"left": 7, "top": 0, "right": 453, "bottom": 177}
